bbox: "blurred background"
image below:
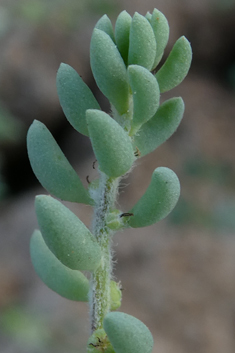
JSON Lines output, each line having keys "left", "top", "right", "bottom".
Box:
{"left": 1, "top": 0, "right": 235, "bottom": 352}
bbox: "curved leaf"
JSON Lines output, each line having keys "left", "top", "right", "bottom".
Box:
{"left": 27, "top": 120, "right": 93, "bottom": 205}
{"left": 133, "top": 97, "right": 185, "bottom": 156}
{"left": 128, "top": 167, "right": 180, "bottom": 228}
{"left": 149, "top": 8, "right": 170, "bottom": 68}
{"left": 95, "top": 14, "right": 115, "bottom": 42}
{"left": 128, "top": 12, "right": 156, "bottom": 70}
{"left": 86, "top": 110, "right": 135, "bottom": 178}
{"left": 155, "top": 36, "right": 192, "bottom": 92}
{"left": 103, "top": 312, "right": 154, "bottom": 353}
{"left": 90, "top": 29, "right": 129, "bottom": 114}
{"left": 30, "top": 230, "right": 89, "bottom": 301}
{"left": 115, "top": 10, "right": 132, "bottom": 65}
{"left": 56, "top": 63, "right": 100, "bottom": 136}
{"left": 128, "top": 65, "right": 160, "bottom": 135}
{"left": 35, "top": 195, "right": 101, "bottom": 271}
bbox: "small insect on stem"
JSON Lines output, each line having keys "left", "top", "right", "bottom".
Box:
{"left": 92, "top": 159, "right": 97, "bottom": 169}
{"left": 89, "top": 337, "right": 105, "bottom": 351}
{"left": 120, "top": 212, "right": 134, "bottom": 218}
{"left": 89, "top": 343, "right": 98, "bottom": 348}
{"left": 134, "top": 147, "right": 141, "bottom": 157}
{"left": 86, "top": 175, "right": 90, "bottom": 184}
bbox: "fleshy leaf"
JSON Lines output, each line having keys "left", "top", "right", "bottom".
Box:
{"left": 110, "top": 281, "right": 122, "bottom": 311}
{"left": 103, "top": 312, "right": 154, "bottom": 353}
{"left": 133, "top": 97, "right": 185, "bottom": 156}
{"left": 145, "top": 11, "right": 152, "bottom": 21}
{"left": 56, "top": 63, "right": 100, "bottom": 136}
{"left": 149, "top": 8, "right": 170, "bottom": 68}
{"left": 128, "top": 65, "right": 160, "bottom": 135}
{"left": 90, "top": 28, "right": 129, "bottom": 114}
{"left": 86, "top": 110, "right": 135, "bottom": 178}
{"left": 128, "top": 12, "right": 156, "bottom": 70}
{"left": 35, "top": 195, "right": 101, "bottom": 271}
{"left": 95, "top": 14, "right": 115, "bottom": 42}
{"left": 115, "top": 10, "right": 132, "bottom": 65}
{"left": 27, "top": 120, "right": 93, "bottom": 205}
{"left": 30, "top": 230, "right": 89, "bottom": 301}
{"left": 128, "top": 167, "right": 180, "bottom": 228}
{"left": 155, "top": 36, "right": 192, "bottom": 92}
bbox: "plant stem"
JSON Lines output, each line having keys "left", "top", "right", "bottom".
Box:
{"left": 90, "top": 172, "right": 119, "bottom": 332}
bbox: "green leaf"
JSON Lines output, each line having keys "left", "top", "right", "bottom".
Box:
{"left": 56, "top": 63, "right": 100, "bottom": 136}
{"left": 115, "top": 10, "right": 132, "bottom": 65}
{"left": 128, "top": 12, "right": 156, "bottom": 70}
{"left": 35, "top": 195, "right": 101, "bottom": 271}
{"left": 110, "top": 281, "right": 122, "bottom": 310}
{"left": 145, "top": 11, "right": 152, "bottom": 21}
{"left": 27, "top": 120, "right": 93, "bottom": 205}
{"left": 86, "top": 110, "right": 135, "bottom": 178}
{"left": 155, "top": 36, "right": 192, "bottom": 92}
{"left": 149, "top": 8, "right": 170, "bottom": 68}
{"left": 128, "top": 167, "right": 180, "bottom": 228}
{"left": 30, "top": 230, "right": 89, "bottom": 301}
{"left": 90, "top": 28, "right": 129, "bottom": 114}
{"left": 133, "top": 97, "right": 185, "bottom": 156}
{"left": 103, "top": 312, "right": 154, "bottom": 353}
{"left": 128, "top": 65, "right": 160, "bottom": 135}
{"left": 95, "top": 14, "right": 115, "bottom": 42}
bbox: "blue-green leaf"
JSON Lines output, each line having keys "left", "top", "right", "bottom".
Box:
{"left": 86, "top": 110, "right": 135, "bottom": 178}
{"left": 155, "top": 36, "right": 192, "bottom": 92}
{"left": 149, "top": 8, "right": 170, "bottom": 68}
{"left": 115, "top": 10, "right": 132, "bottom": 65}
{"left": 90, "top": 29, "right": 129, "bottom": 114}
{"left": 128, "top": 167, "right": 180, "bottom": 227}
{"left": 128, "top": 65, "right": 160, "bottom": 135}
{"left": 128, "top": 12, "right": 156, "bottom": 70}
{"left": 95, "top": 14, "right": 115, "bottom": 42}
{"left": 30, "top": 230, "right": 89, "bottom": 301}
{"left": 133, "top": 97, "right": 185, "bottom": 156}
{"left": 56, "top": 63, "right": 100, "bottom": 136}
{"left": 103, "top": 312, "right": 154, "bottom": 353}
{"left": 27, "top": 120, "right": 93, "bottom": 205}
{"left": 35, "top": 195, "right": 101, "bottom": 271}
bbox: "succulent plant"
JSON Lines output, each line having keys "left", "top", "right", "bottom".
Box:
{"left": 27, "top": 9, "right": 192, "bottom": 352}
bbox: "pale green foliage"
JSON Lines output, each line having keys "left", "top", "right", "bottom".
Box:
{"left": 128, "top": 64, "right": 160, "bottom": 135}
{"left": 27, "top": 120, "right": 93, "bottom": 204}
{"left": 86, "top": 109, "right": 135, "bottom": 177}
{"left": 35, "top": 195, "right": 101, "bottom": 271}
{"left": 103, "top": 312, "right": 154, "bottom": 353}
{"left": 128, "top": 13, "right": 156, "bottom": 70}
{"left": 27, "top": 8, "right": 192, "bottom": 353}
{"left": 155, "top": 36, "right": 192, "bottom": 92}
{"left": 56, "top": 63, "right": 100, "bottom": 136}
{"left": 90, "top": 29, "right": 129, "bottom": 114}
{"left": 95, "top": 14, "right": 116, "bottom": 42}
{"left": 129, "top": 167, "right": 180, "bottom": 228}
{"left": 110, "top": 281, "right": 122, "bottom": 310}
{"left": 133, "top": 97, "right": 185, "bottom": 156}
{"left": 115, "top": 11, "right": 132, "bottom": 65}
{"left": 30, "top": 230, "right": 90, "bottom": 301}
{"left": 147, "top": 8, "right": 170, "bottom": 67}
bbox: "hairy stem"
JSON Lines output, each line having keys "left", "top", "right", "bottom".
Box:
{"left": 90, "top": 172, "right": 119, "bottom": 332}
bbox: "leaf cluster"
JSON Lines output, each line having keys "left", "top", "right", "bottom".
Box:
{"left": 27, "top": 8, "right": 192, "bottom": 353}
